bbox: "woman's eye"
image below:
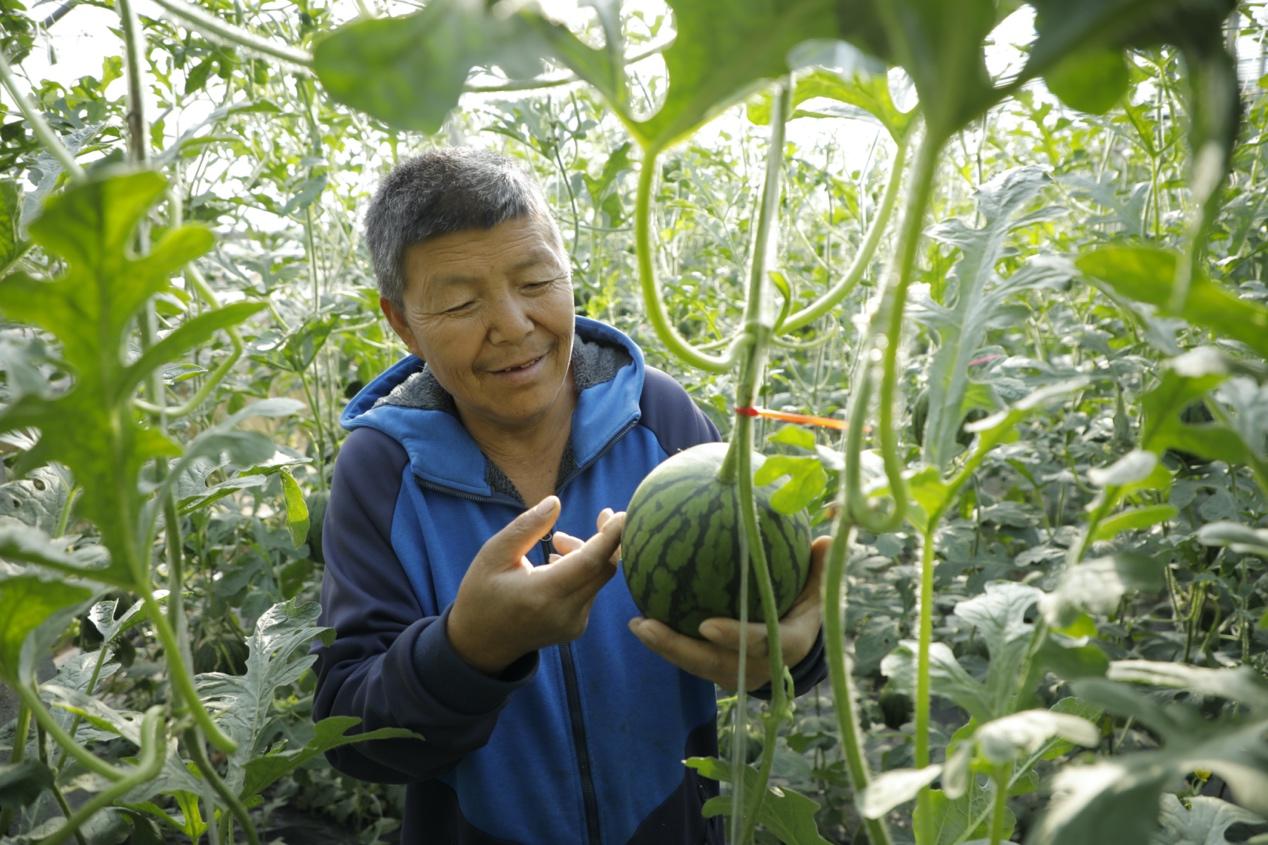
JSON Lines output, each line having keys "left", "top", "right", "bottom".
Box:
{"left": 443, "top": 301, "right": 475, "bottom": 314}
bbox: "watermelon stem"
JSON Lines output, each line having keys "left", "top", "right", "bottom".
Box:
{"left": 726, "top": 79, "right": 794, "bottom": 845}
{"left": 842, "top": 127, "right": 944, "bottom": 534}
{"left": 822, "top": 519, "right": 893, "bottom": 845}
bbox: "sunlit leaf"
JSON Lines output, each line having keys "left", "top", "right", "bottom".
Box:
{"left": 1197, "top": 521, "right": 1268, "bottom": 557}
{"left": 858, "top": 765, "right": 941, "bottom": 819}
{"left": 747, "top": 67, "right": 912, "bottom": 139}
{"left": 1088, "top": 450, "right": 1157, "bottom": 488}
{"left": 1106, "top": 661, "right": 1268, "bottom": 712}
{"left": 973, "top": 709, "right": 1100, "bottom": 765}
{"left": 1044, "top": 47, "right": 1129, "bottom": 114}
{"left": 1040, "top": 554, "right": 1164, "bottom": 626}
{"left": 280, "top": 469, "right": 309, "bottom": 549}
{"left": 313, "top": 0, "right": 549, "bottom": 134}
{"left": 635, "top": 0, "right": 839, "bottom": 150}
{"left": 1090, "top": 505, "right": 1177, "bottom": 543}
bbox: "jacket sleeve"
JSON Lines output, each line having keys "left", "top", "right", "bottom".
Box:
{"left": 312, "top": 427, "right": 537, "bottom": 783}
{"left": 640, "top": 366, "right": 828, "bottom": 698}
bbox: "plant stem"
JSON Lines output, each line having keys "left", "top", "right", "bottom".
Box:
{"left": 183, "top": 729, "right": 262, "bottom": 845}
{"left": 148, "top": 0, "right": 313, "bottom": 68}
{"left": 845, "top": 127, "right": 943, "bottom": 533}
{"left": 780, "top": 128, "right": 911, "bottom": 333}
{"left": 14, "top": 683, "right": 129, "bottom": 782}
{"left": 33, "top": 719, "right": 88, "bottom": 845}
{"left": 722, "top": 79, "right": 790, "bottom": 845}
{"left": 0, "top": 53, "right": 85, "bottom": 181}
{"left": 914, "top": 528, "right": 937, "bottom": 843}
{"left": 36, "top": 709, "right": 166, "bottom": 845}
{"left": 140, "top": 589, "right": 236, "bottom": 752}
{"left": 0, "top": 702, "right": 33, "bottom": 833}
{"left": 822, "top": 519, "right": 893, "bottom": 845}
{"left": 634, "top": 146, "right": 737, "bottom": 373}
{"left": 988, "top": 764, "right": 1012, "bottom": 845}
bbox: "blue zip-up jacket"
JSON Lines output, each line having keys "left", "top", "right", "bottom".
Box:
{"left": 313, "top": 317, "right": 825, "bottom": 844}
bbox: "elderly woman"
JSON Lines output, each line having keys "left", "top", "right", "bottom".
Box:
{"left": 313, "top": 148, "right": 827, "bottom": 845}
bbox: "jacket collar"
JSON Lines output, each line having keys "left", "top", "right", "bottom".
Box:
{"left": 340, "top": 317, "right": 645, "bottom": 499}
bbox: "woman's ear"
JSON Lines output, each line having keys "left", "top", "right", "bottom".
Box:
{"left": 380, "top": 296, "right": 424, "bottom": 361}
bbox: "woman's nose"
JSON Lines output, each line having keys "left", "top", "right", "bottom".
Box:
{"left": 485, "top": 295, "right": 533, "bottom": 343}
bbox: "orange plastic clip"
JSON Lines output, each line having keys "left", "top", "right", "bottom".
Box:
{"left": 735, "top": 406, "right": 849, "bottom": 431}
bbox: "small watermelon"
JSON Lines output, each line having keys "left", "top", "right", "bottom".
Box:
{"left": 621, "top": 442, "right": 813, "bottom": 638}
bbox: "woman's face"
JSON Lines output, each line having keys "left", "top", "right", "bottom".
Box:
{"left": 381, "top": 214, "right": 576, "bottom": 436}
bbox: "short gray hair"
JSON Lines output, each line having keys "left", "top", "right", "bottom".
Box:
{"left": 365, "top": 148, "right": 559, "bottom": 306}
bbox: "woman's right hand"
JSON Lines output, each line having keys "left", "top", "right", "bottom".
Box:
{"left": 446, "top": 497, "right": 624, "bottom": 675}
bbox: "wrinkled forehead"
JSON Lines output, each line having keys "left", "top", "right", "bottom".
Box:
{"left": 402, "top": 213, "right": 569, "bottom": 294}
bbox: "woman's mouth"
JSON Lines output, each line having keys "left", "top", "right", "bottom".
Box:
{"left": 494, "top": 355, "right": 543, "bottom": 374}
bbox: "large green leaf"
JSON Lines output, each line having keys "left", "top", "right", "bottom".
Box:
{"left": 1152, "top": 795, "right": 1266, "bottom": 845}
{"left": 196, "top": 599, "right": 332, "bottom": 794}
{"left": 0, "top": 171, "right": 213, "bottom": 586}
{"left": 912, "top": 788, "right": 993, "bottom": 845}
{"left": 635, "top": 0, "right": 838, "bottom": 150}
{"left": 866, "top": 0, "right": 1000, "bottom": 139}
{"left": 1044, "top": 46, "right": 1130, "bottom": 115}
{"left": 1105, "top": 661, "right": 1268, "bottom": 713}
{"left": 1029, "top": 714, "right": 1268, "bottom": 844}
{"left": 239, "top": 716, "right": 417, "bottom": 800}
{"left": 953, "top": 583, "right": 1046, "bottom": 716}
{"left": 881, "top": 640, "right": 993, "bottom": 723}
{"left": 0, "top": 760, "right": 53, "bottom": 813}
{"left": 312, "top": 0, "right": 549, "bottom": 135}
{"left": 747, "top": 67, "right": 913, "bottom": 139}
{"left": 0, "top": 574, "right": 93, "bottom": 682}
{"left": 913, "top": 166, "right": 1060, "bottom": 469}
{"left": 1079, "top": 246, "right": 1268, "bottom": 360}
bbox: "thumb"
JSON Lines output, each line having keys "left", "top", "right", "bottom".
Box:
{"left": 478, "top": 496, "right": 561, "bottom": 568}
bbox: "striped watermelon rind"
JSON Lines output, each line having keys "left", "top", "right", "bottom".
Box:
{"left": 621, "top": 442, "right": 812, "bottom": 638}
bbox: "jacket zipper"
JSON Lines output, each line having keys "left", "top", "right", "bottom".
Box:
{"left": 538, "top": 537, "right": 603, "bottom": 845}
{"left": 416, "top": 417, "right": 639, "bottom": 845}
{"left": 555, "top": 417, "right": 638, "bottom": 493}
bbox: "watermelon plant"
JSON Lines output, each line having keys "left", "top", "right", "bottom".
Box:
{"left": 2, "top": 0, "right": 1268, "bottom": 843}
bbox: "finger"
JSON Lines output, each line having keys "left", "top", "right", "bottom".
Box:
{"left": 696, "top": 619, "right": 770, "bottom": 658}
{"left": 539, "top": 512, "right": 625, "bottom": 594}
{"left": 478, "top": 496, "right": 561, "bottom": 570}
{"left": 552, "top": 530, "right": 584, "bottom": 556}
{"left": 595, "top": 507, "right": 615, "bottom": 531}
{"left": 783, "top": 535, "right": 832, "bottom": 619}
{"left": 629, "top": 618, "right": 766, "bottom": 690}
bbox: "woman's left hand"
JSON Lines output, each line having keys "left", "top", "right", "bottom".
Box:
{"left": 627, "top": 535, "right": 829, "bottom": 691}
